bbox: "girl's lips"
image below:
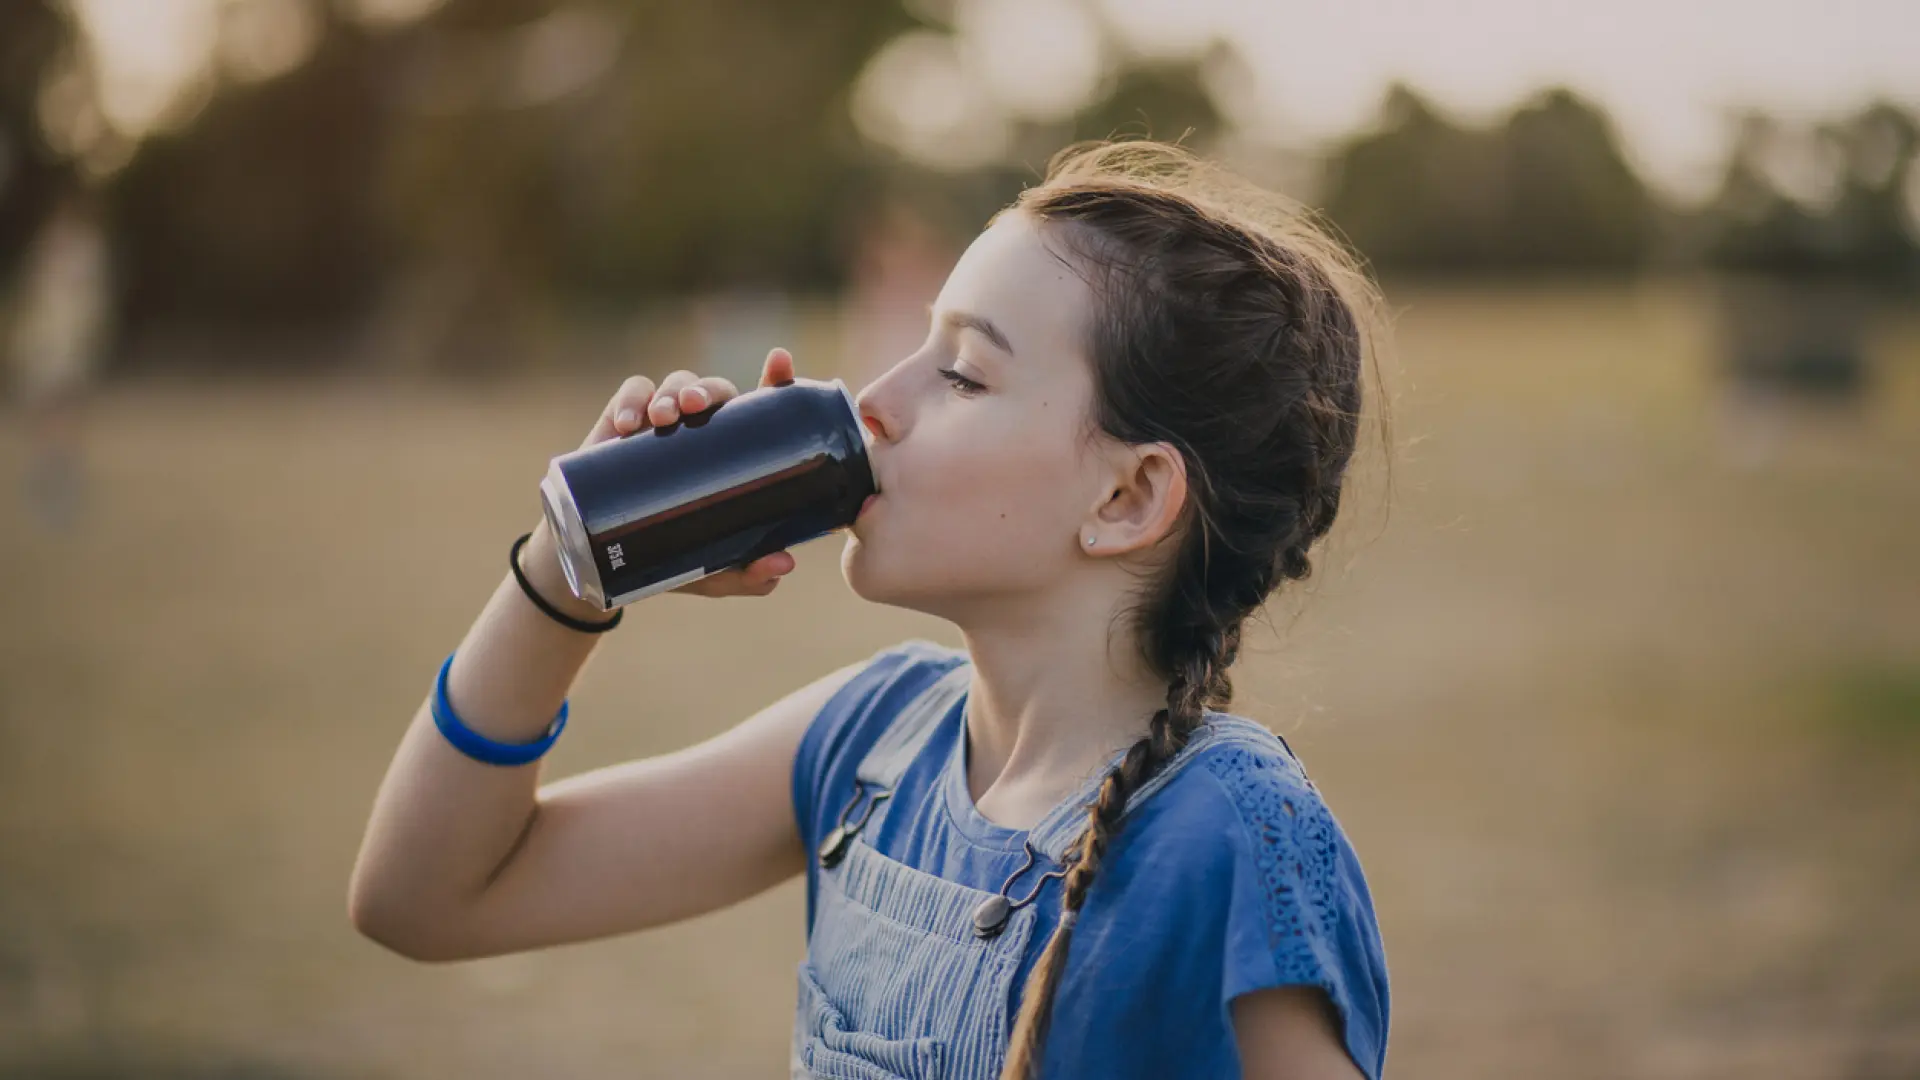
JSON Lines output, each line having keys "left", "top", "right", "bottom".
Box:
{"left": 858, "top": 494, "right": 879, "bottom": 518}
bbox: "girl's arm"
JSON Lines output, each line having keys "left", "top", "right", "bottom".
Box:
{"left": 349, "top": 357, "right": 840, "bottom": 962}
{"left": 1232, "top": 986, "right": 1366, "bottom": 1080}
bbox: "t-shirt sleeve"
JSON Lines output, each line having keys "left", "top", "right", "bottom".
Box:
{"left": 789, "top": 637, "right": 967, "bottom": 860}
{"left": 1208, "top": 746, "right": 1391, "bottom": 1080}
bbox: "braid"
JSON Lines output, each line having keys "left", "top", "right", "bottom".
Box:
{"left": 998, "top": 625, "right": 1236, "bottom": 1080}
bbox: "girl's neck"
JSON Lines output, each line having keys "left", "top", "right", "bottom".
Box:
{"left": 954, "top": 604, "right": 1168, "bottom": 831}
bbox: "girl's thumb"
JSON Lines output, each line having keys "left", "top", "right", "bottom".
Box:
{"left": 761, "top": 348, "right": 796, "bottom": 388}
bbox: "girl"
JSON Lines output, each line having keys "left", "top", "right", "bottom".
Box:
{"left": 350, "top": 141, "right": 1391, "bottom": 1080}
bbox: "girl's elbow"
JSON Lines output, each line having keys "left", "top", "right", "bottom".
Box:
{"left": 347, "top": 880, "right": 468, "bottom": 962}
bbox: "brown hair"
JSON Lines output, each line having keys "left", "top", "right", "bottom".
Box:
{"left": 994, "top": 141, "right": 1392, "bottom": 1079}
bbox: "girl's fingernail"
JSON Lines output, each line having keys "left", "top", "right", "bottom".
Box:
{"left": 616, "top": 408, "right": 636, "bottom": 429}
{"left": 688, "top": 387, "right": 710, "bottom": 408}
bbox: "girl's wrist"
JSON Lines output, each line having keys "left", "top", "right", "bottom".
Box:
{"left": 520, "top": 519, "right": 618, "bottom": 625}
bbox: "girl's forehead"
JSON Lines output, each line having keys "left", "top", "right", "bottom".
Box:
{"left": 937, "top": 213, "right": 1094, "bottom": 369}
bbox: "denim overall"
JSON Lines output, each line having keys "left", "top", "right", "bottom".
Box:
{"left": 791, "top": 662, "right": 1292, "bottom": 1080}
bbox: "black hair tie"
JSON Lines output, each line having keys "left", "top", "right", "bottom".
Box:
{"left": 510, "top": 532, "right": 623, "bottom": 633}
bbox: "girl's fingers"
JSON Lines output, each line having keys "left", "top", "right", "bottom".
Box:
{"left": 731, "top": 575, "right": 782, "bottom": 598}
{"left": 678, "top": 376, "right": 738, "bottom": 415}
{"left": 674, "top": 550, "right": 794, "bottom": 597}
{"left": 593, "top": 375, "right": 658, "bottom": 445}
{"left": 648, "top": 370, "right": 700, "bottom": 426}
{"left": 746, "top": 551, "right": 795, "bottom": 580}
{"left": 605, "top": 359, "right": 775, "bottom": 442}
{"left": 760, "top": 348, "right": 796, "bottom": 388}
{"left": 728, "top": 552, "right": 794, "bottom": 590}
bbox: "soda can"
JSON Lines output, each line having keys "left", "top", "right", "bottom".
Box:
{"left": 539, "top": 377, "right": 875, "bottom": 610}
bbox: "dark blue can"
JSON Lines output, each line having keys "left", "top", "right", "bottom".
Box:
{"left": 539, "top": 377, "right": 875, "bottom": 609}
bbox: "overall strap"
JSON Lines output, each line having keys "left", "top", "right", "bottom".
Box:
{"left": 853, "top": 662, "right": 971, "bottom": 791}
{"left": 815, "top": 661, "right": 971, "bottom": 870}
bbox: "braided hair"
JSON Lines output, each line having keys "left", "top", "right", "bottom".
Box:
{"left": 995, "top": 142, "right": 1387, "bottom": 1080}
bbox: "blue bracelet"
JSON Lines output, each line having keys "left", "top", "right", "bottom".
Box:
{"left": 431, "top": 652, "right": 568, "bottom": 766}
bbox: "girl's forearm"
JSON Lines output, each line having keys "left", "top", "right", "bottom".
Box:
{"left": 347, "top": 518, "right": 611, "bottom": 955}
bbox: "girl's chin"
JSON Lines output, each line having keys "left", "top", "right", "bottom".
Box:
{"left": 838, "top": 532, "right": 875, "bottom": 589}
{"left": 839, "top": 535, "right": 917, "bottom": 608}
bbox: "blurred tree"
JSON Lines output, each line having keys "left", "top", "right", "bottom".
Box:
{"left": 1321, "top": 84, "right": 1657, "bottom": 276}
{"left": 545, "top": 2, "right": 914, "bottom": 296}
{"left": 1067, "top": 61, "right": 1222, "bottom": 147}
{"left": 1701, "top": 103, "right": 1918, "bottom": 406}
{"left": 380, "top": 0, "right": 916, "bottom": 370}
{"left": 1703, "top": 102, "right": 1919, "bottom": 282}
{"left": 0, "top": 0, "right": 77, "bottom": 286}
{"left": 1503, "top": 88, "right": 1659, "bottom": 269}
{"left": 111, "top": 15, "right": 400, "bottom": 333}
{"left": 98, "top": 0, "right": 914, "bottom": 369}
{"left": 898, "top": 58, "right": 1232, "bottom": 261}
{"left": 1318, "top": 85, "right": 1503, "bottom": 273}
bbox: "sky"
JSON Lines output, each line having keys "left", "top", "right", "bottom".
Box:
{"left": 61, "top": 0, "right": 1920, "bottom": 200}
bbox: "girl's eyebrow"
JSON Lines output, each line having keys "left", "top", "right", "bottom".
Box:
{"left": 927, "top": 303, "right": 1016, "bottom": 357}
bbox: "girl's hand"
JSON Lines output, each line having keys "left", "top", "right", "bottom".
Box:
{"left": 577, "top": 348, "right": 800, "bottom": 599}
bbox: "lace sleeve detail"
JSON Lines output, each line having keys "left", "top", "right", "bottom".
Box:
{"left": 1202, "top": 744, "right": 1342, "bottom": 987}
{"left": 1200, "top": 737, "right": 1389, "bottom": 1080}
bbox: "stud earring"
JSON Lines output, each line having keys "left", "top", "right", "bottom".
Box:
{"left": 1084, "top": 534, "right": 1096, "bottom": 547}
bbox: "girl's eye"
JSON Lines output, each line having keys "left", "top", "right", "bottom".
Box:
{"left": 937, "top": 367, "right": 986, "bottom": 395}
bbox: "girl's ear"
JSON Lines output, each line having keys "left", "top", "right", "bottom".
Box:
{"left": 1085, "top": 441, "right": 1188, "bottom": 556}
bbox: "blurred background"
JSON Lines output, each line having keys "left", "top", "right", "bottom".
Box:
{"left": 1, "top": 0, "right": 1917, "bottom": 1077}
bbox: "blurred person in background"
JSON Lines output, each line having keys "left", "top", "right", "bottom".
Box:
{"left": 6, "top": 186, "right": 111, "bottom": 533}
{"left": 841, "top": 196, "right": 959, "bottom": 387}
{"left": 351, "top": 141, "right": 1391, "bottom": 1080}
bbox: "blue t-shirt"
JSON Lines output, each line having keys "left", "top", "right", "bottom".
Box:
{"left": 792, "top": 640, "right": 1390, "bottom": 1079}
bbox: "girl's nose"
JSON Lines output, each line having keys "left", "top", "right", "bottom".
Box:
{"left": 855, "top": 385, "right": 896, "bottom": 443}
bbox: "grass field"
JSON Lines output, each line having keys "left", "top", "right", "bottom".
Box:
{"left": 2, "top": 283, "right": 1917, "bottom": 1078}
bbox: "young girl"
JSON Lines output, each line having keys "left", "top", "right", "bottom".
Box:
{"left": 350, "top": 141, "right": 1391, "bottom": 1080}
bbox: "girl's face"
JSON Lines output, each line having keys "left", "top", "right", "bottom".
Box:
{"left": 843, "top": 211, "right": 1108, "bottom": 618}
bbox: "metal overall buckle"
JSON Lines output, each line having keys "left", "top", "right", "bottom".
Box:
{"left": 820, "top": 780, "right": 891, "bottom": 869}
{"left": 971, "top": 839, "right": 1072, "bottom": 940}
{"left": 821, "top": 780, "right": 1074, "bottom": 940}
